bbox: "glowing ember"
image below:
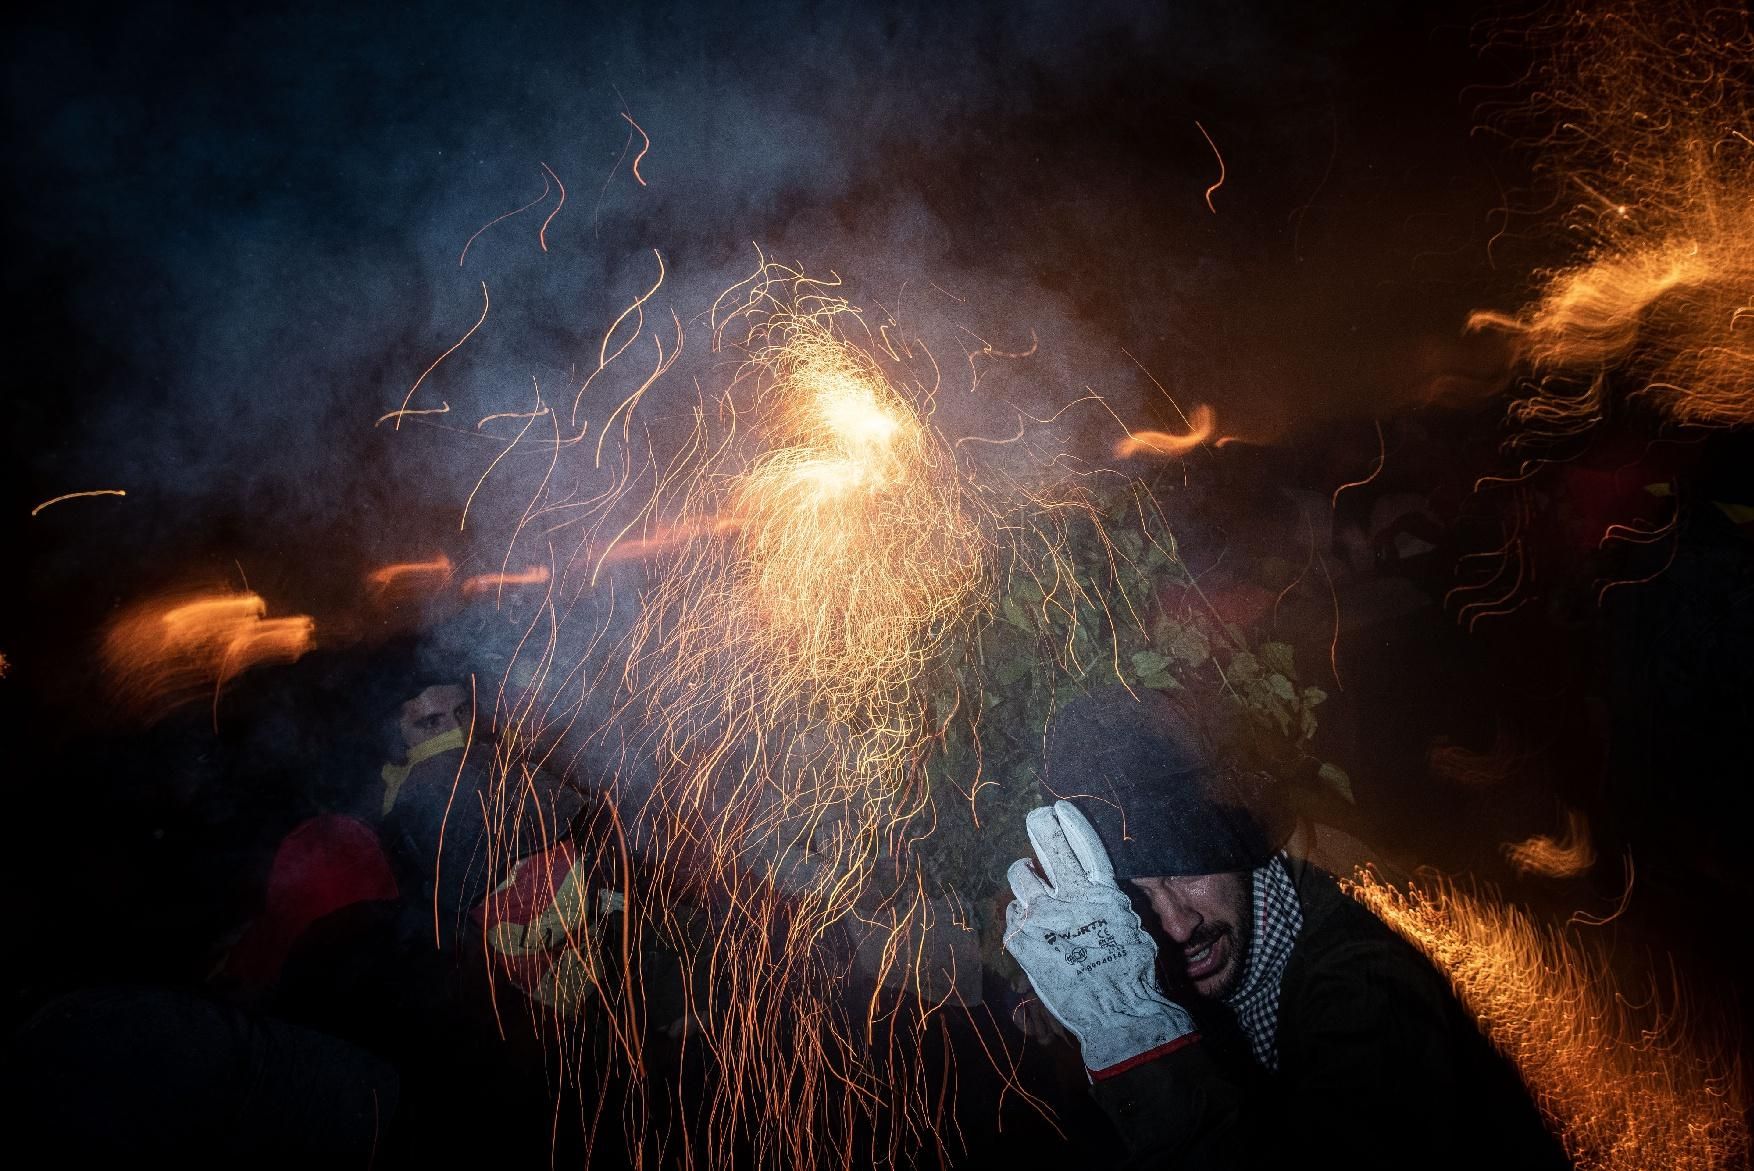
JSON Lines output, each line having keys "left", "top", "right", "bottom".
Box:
{"left": 366, "top": 554, "right": 454, "bottom": 590}
{"left": 1502, "top": 806, "right": 1596, "bottom": 880}
{"left": 460, "top": 565, "right": 551, "bottom": 597}
{"left": 1113, "top": 404, "right": 1216, "bottom": 458}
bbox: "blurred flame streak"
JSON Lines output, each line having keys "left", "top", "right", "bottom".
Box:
{"left": 366, "top": 554, "right": 453, "bottom": 590}
{"left": 458, "top": 168, "right": 553, "bottom": 267}
{"left": 1112, "top": 404, "right": 1216, "bottom": 459}
{"left": 594, "top": 516, "right": 744, "bottom": 564}
{"left": 1347, "top": 870, "right": 1749, "bottom": 1170}
{"left": 385, "top": 281, "right": 489, "bottom": 430}
{"left": 1428, "top": 725, "right": 1529, "bottom": 789}
{"left": 102, "top": 589, "right": 315, "bottom": 724}
{"left": 1194, "top": 120, "right": 1225, "bottom": 213}
{"left": 1503, "top": 806, "right": 1597, "bottom": 879}
{"left": 619, "top": 111, "right": 651, "bottom": 186}
{"left": 30, "top": 489, "right": 126, "bottom": 517}
{"left": 461, "top": 566, "right": 552, "bottom": 597}
{"left": 537, "top": 161, "right": 566, "bottom": 252}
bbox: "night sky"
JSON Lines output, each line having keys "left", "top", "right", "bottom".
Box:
{"left": 4, "top": 0, "right": 1749, "bottom": 1163}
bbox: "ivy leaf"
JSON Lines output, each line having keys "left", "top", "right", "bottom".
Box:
{"left": 1226, "top": 650, "right": 1261, "bottom": 681}
{"left": 1317, "top": 763, "right": 1355, "bottom": 804}
{"left": 1139, "top": 671, "right": 1181, "bottom": 690}
{"left": 1259, "top": 642, "right": 1297, "bottom": 680}
{"left": 1131, "top": 650, "right": 1171, "bottom": 677}
{"left": 1001, "top": 595, "right": 1034, "bottom": 634}
{"left": 1168, "top": 625, "right": 1210, "bottom": 667}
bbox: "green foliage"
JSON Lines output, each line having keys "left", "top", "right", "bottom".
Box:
{"left": 909, "top": 478, "right": 1354, "bottom": 970}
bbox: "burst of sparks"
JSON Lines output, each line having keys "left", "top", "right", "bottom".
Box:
{"left": 1347, "top": 869, "right": 1749, "bottom": 1170}
{"left": 427, "top": 254, "right": 1190, "bottom": 1168}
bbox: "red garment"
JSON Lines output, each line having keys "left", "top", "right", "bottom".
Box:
{"left": 226, "top": 814, "right": 398, "bottom": 991}
{"left": 470, "top": 839, "right": 614, "bottom": 1010}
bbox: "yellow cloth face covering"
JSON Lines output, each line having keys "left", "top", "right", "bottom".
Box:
{"left": 381, "top": 726, "right": 468, "bottom": 814}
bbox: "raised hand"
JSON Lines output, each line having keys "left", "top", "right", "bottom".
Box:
{"left": 1004, "top": 801, "right": 1197, "bottom": 1075}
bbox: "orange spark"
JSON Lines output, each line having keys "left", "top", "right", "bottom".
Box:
{"left": 386, "top": 280, "right": 489, "bottom": 430}
{"left": 30, "top": 489, "right": 127, "bottom": 517}
{"left": 538, "top": 161, "right": 566, "bottom": 252}
{"left": 619, "top": 111, "right": 651, "bottom": 186}
{"left": 461, "top": 565, "right": 552, "bottom": 597}
{"left": 1113, "top": 404, "right": 1216, "bottom": 458}
{"left": 1195, "top": 120, "right": 1225, "bottom": 213}
{"left": 366, "top": 554, "right": 454, "bottom": 589}
{"left": 1330, "top": 419, "right": 1385, "bottom": 510}
{"left": 374, "top": 402, "right": 450, "bottom": 426}
{"left": 458, "top": 168, "right": 553, "bottom": 267}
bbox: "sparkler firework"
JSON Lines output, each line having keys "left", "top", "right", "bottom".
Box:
{"left": 432, "top": 251, "right": 1268, "bottom": 1167}
{"left": 597, "top": 269, "right": 1015, "bottom": 1168}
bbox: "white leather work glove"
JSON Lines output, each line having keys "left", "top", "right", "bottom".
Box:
{"left": 1004, "top": 801, "right": 1197, "bottom": 1075}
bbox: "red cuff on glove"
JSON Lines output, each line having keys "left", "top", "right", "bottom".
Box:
{"left": 1088, "top": 1032, "right": 1201, "bottom": 1082}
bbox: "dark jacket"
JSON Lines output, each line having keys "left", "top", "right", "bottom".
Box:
{"left": 1090, "top": 863, "right": 1569, "bottom": 1169}
{"left": 380, "top": 747, "right": 586, "bottom": 945}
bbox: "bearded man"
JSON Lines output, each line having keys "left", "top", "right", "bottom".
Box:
{"left": 1003, "top": 687, "right": 1568, "bottom": 1169}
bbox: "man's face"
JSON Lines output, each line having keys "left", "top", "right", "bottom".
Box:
{"left": 397, "top": 684, "right": 468, "bottom": 752}
{"left": 1128, "top": 871, "right": 1252, "bottom": 1001}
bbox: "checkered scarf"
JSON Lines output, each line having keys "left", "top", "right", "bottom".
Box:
{"left": 1226, "top": 852, "right": 1303, "bottom": 1070}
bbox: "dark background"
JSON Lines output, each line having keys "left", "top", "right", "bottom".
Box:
{"left": 4, "top": 0, "right": 1748, "bottom": 1160}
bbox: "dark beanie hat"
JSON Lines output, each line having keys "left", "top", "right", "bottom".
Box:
{"left": 1045, "top": 685, "right": 1290, "bottom": 878}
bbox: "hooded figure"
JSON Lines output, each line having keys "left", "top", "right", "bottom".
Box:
{"left": 1005, "top": 686, "right": 1567, "bottom": 1170}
